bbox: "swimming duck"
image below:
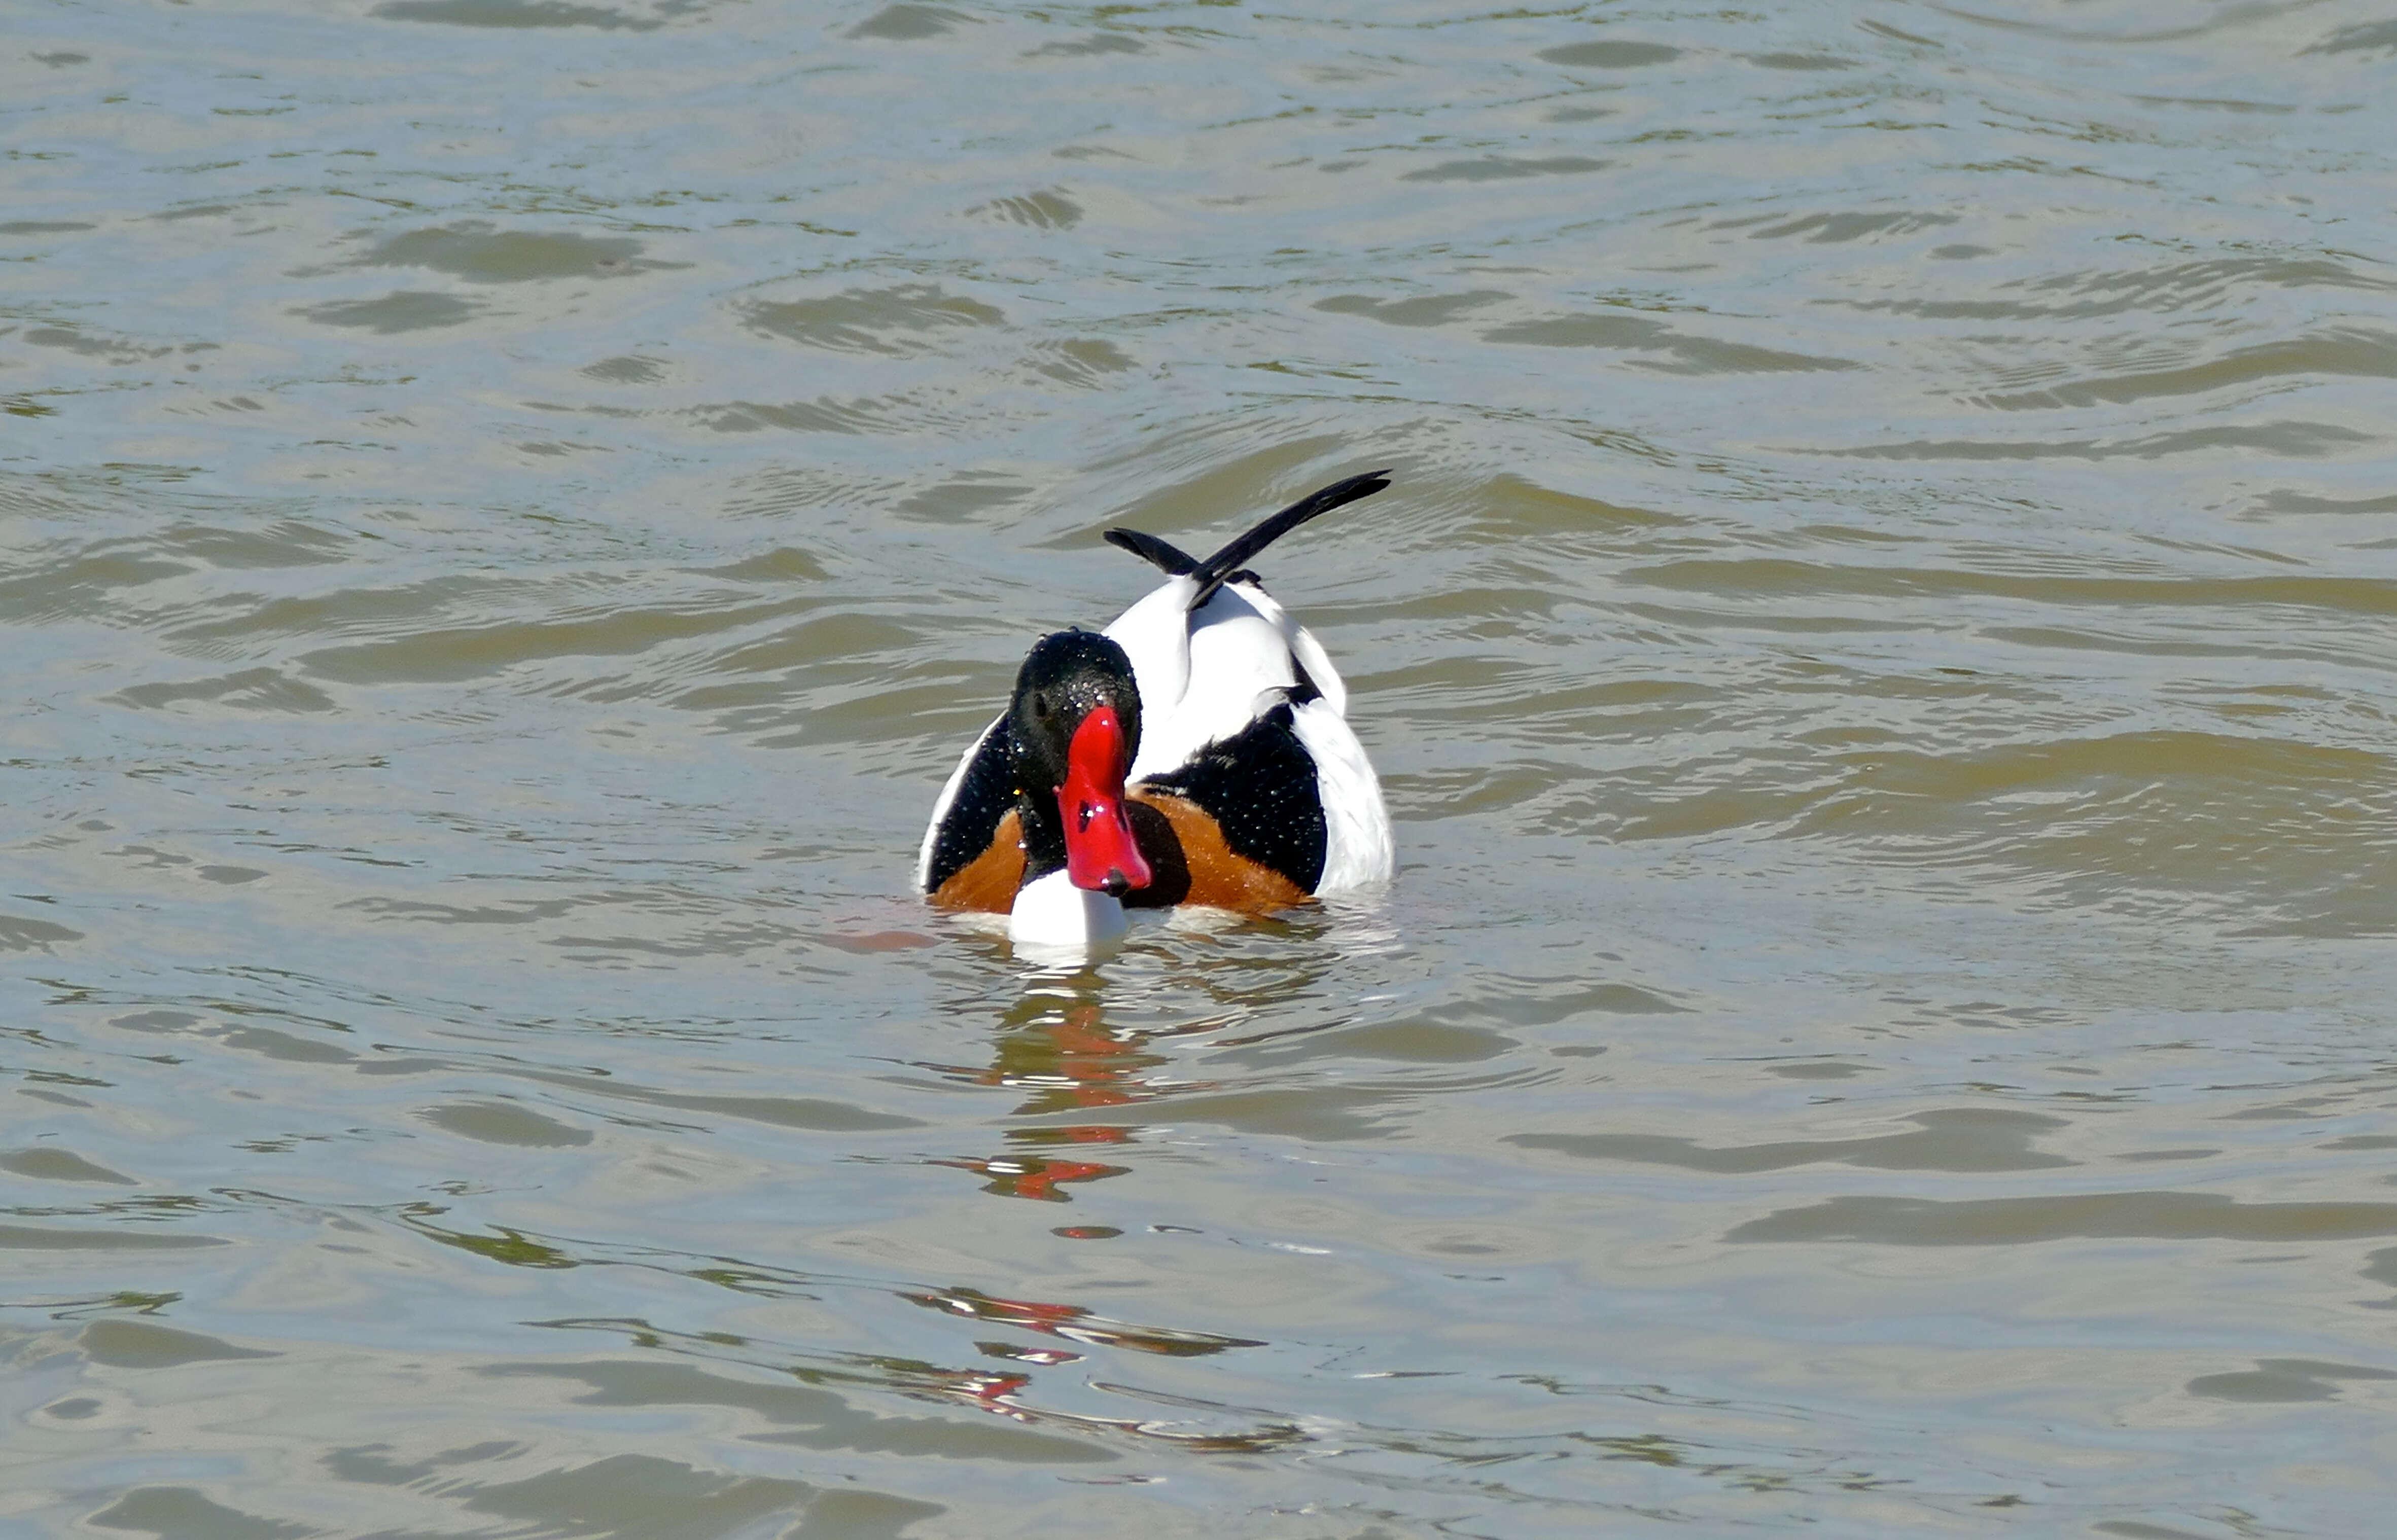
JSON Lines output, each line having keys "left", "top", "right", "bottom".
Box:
{"left": 916, "top": 470, "right": 1396, "bottom": 949}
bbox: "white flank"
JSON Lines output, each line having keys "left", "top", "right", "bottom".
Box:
{"left": 1292, "top": 696, "right": 1393, "bottom": 890}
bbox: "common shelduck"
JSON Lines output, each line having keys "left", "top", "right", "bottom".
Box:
{"left": 916, "top": 470, "right": 1397, "bottom": 950}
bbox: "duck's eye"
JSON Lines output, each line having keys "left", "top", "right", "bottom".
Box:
{"left": 1029, "top": 692, "right": 1050, "bottom": 719}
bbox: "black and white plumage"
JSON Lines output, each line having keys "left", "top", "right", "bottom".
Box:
{"left": 916, "top": 471, "right": 1396, "bottom": 951}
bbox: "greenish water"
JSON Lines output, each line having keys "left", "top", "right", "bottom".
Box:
{"left": 6, "top": 3, "right": 2397, "bottom": 1536}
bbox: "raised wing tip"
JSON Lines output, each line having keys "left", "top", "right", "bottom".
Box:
{"left": 1183, "top": 468, "right": 1396, "bottom": 608}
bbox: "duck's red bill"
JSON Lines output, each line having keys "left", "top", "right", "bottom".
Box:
{"left": 1058, "top": 705, "right": 1151, "bottom": 896}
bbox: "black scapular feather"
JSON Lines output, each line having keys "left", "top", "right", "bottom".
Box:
{"left": 1102, "top": 469, "right": 1391, "bottom": 611}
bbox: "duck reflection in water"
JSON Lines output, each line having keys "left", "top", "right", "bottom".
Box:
{"left": 930, "top": 973, "right": 1160, "bottom": 1202}
{"left": 900, "top": 1284, "right": 1268, "bottom": 1432}
{"left": 888, "top": 972, "right": 1339, "bottom": 1450}
{"left": 923, "top": 910, "right": 1403, "bottom": 1201}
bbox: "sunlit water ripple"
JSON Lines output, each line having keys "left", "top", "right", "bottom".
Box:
{"left": 5, "top": 2, "right": 2396, "bottom": 1536}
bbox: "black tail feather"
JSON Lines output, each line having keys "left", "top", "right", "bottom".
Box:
{"left": 1187, "top": 470, "right": 1389, "bottom": 610}
{"left": 1103, "top": 528, "right": 1265, "bottom": 589}
{"left": 1103, "top": 527, "right": 1203, "bottom": 576}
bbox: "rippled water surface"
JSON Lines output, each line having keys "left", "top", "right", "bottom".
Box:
{"left": 8, "top": 2, "right": 2397, "bottom": 1535}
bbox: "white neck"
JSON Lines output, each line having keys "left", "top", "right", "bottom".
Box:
{"left": 1008, "top": 869, "right": 1129, "bottom": 955}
